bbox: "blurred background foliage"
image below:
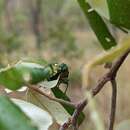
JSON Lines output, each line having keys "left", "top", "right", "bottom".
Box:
{"left": 0, "top": 0, "right": 130, "bottom": 130}
{"left": 0, "top": 0, "right": 102, "bottom": 78}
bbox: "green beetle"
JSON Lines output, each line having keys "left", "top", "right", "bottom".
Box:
{"left": 47, "top": 63, "right": 69, "bottom": 93}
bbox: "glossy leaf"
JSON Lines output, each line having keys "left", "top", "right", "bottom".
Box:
{"left": 0, "top": 96, "right": 38, "bottom": 130}
{"left": 107, "top": 0, "right": 130, "bottom": 30}
{"left": 86, "top": 0, "right": 130, "bottom": 30}
{"left": 26, "top": 89, "right": 71, "bottom": 125}
{"left": 38, "top": 77, "right": 60, "bottom": 89}
{"left": 77, "top": 0, "right": 117, "bottom": 50}
{"left": 26, "top": 87, "right": 85, "bottom": 125}
{"left": 87, "top": 0, "right": 109, "bottom": 19}
{"left": 12, "top": 99, "right": 53, "bottom": 130}
{"left": 0, "top": 61, "right": 53, "bottom": 90}
{"left": 51, "top": 87, "right": 85, "bottom": 125}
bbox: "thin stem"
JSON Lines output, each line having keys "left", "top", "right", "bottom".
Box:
{"left": 27, "top": 84, "right": 76, "bottom": 108}
{"left": 60, "top": 49, "right": 130, "bottom": 130}
{"left": 59, "top": 100, "right": 87, "bottom": 130}
{"left": 59, "top": 118, "right": 72, "bottom": 130}
{"left": 72, "top": 100, "right": 87, "bottom": 129}
{"left": 108, "top": 79, "right": 117, "bottom": 130}
{"left": 24, "top": 49, "right": 130, "bottom": 130}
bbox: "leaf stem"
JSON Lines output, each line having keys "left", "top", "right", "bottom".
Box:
{"left": 27, "top": 84, "right": 76, "bottom": 108}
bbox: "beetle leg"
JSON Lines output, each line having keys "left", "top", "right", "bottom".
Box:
{"left": 64, "top": 82, "right": 69, "bottom": 94}
{"left": 56, "top": 81, "right": 61, "bottom": 89}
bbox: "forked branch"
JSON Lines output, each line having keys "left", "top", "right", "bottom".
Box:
{"left": 60, "top": 48, "right": 130, "bottom": 130}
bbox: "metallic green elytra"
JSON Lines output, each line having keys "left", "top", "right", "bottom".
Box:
{"left": 48, "top": 63, "right": 69, "bottom": 93}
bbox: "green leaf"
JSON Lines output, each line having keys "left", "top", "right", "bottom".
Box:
{"left": 83, "top": 37, "right": 130, "bottom": 88}
{"left": 38, "top": 77, "right": 60, "bottom": 89}
{"left": 0, "top": 61, "right": 53, "bottom": 90}
{"left": 12, "top": 99, "right": 53, "bottom": 130}
{"left": 0, "top": 96, "right": 38, "bottom": 130}
{"left": 77, "top": 0, "right": 117, "bottom": 50}
{"left": 26, "top": 87, "right": 85, "bottom": 125}
{"left": 26, "top": 89, "right": 71, "bottom": 125}
{"left": 51, "top": 87, "right": 85, "bottom": 125}
{"left": 87, "top": 0, "right": 109, "bottom": 19}
{"left": 107, "top": 0, "right": 130, "bottom": 30}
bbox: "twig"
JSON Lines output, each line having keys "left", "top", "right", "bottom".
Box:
{"left": 108, "top": 79, "right": 117, "bottom": 130}
{"left": 25, "top": 49, "right": 130, "bottom": 130}
{"left": 59, "top": 100, "right": 87, "bottom": 130}
{"left": 59, "top": 118, "right": 72, "bottom": 130}
{"left": 72, "top": 100, "right": 87, "bottom": 130}
{"left": 60, "top": 48, "right": 130, "bottom": 130}
{"left": 92, "top": 48, "right": 130, "bottom": 97}
{"left": 27, "top": 84, "right": 76, "bottom": 108}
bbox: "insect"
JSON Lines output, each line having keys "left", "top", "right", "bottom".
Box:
{"left": 47, "top": 63, "right": 69, "bottom": 93}
{"left": 18, "top": 61, "right": 69, "bottom": 92}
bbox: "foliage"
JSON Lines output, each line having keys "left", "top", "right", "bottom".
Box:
{"left": 0, "top": 60, "right": 85, "bottom": 129}
{"left": 77, "top": 0, "right": 117, "bottom": 50}
{"left": 0, "top": 96, "right": 38, "bottom": 130}
{"left": 0, "top": 0, "right": 130, "bottom": 130}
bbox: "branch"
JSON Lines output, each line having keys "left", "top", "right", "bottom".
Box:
{"left": 72, "top": 100, "right": 87, "bottom": 130}
{"left": 27, "top": 84, "right": 76, "bottom": 108}
{"left": 25, "top": 49, "right": 130, "bottom": 130}
{"left": 59, "top": 100, "right": 87, "bottom": 130}
{"left": 92, "top": 48, "right": 130, "bottom": 97}
{"left": 108, "top": 79, "right": 117, "bottom": 130}
{"left": 59, "top": 118, "right": 72, "bottom": 130}
{"left": 60, "top": 48, "right": 130, "bottom": 130}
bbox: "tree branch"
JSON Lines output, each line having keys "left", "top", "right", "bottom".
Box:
{"left": 108, "top": 79, "right": 117, "bottom": 130}
{"left": 60, "top": 48, "right": 130, "bottom": 130}
{"left": 25, "top": 49, "right": 130, "bottom": 130}
{"left": 27, "top": 84, "right": 76, "bottom": 108}
{"left": 72, "top": 100, "right": 87, "bottom": 130}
